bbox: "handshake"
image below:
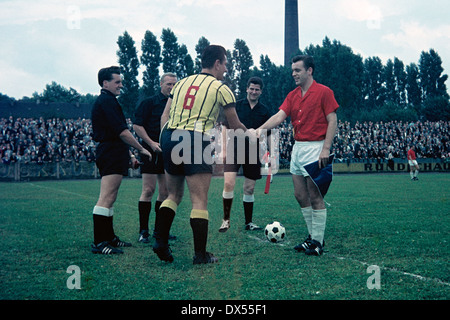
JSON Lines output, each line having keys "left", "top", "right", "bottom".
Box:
{"left": 244, "top": 128, "right": 267, "bottom": 144}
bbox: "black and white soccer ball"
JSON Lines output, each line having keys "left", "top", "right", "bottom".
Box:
{"left": 264, "top": 221, "right": 286, "bottom": 243}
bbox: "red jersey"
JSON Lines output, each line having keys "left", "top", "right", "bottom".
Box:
{"left": 407, "top": 149, "right": 416, "bottom": 160}
{"left": 279, "top": 81, "right": 339, "bottom": 141}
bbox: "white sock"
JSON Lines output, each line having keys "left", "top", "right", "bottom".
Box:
{"left": 301, "top": 206, "right": 313, "bottom": 235}
{"left": 410, "top": 171, "right": 414, "bottom": 179}
{"left": 93, "top": 205, "right": 110, "bottom": 217}
{"left": 222, "top": 190, "right": 234, "bottom": 199}
{"left": 311, "top": 209, "right": 327, "bottom": 245}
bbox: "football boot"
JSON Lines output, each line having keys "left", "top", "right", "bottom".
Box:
{"left": 91, "top": 241, "right": 123, "bottom": 254}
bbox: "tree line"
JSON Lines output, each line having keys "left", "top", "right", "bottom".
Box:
{"left": 2, "top": 29, "right": 449, "bottom": 123}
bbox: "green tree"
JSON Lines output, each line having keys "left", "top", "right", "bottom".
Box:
{"left": 405, "top": 63, "right": 422, "bottom": 107}
{"left": 383, "top": 57, "right": 407, "bottom": 106}
{"left": 393, "top": 57, "right": 407, "bottom": 106}
{"left": 419, "top": 49, "right": 448, "bottom": 100}
{"left": 161, "top": 28, "right": 179, "bottom": 74}
{"left": 231, "top": 39, "right": 254, "bottom": 99}
{"left": 254, "top": 54, "right": 294, "bottom": 114}
{"left": 362, "top": 56, "right": 385, "bottom": 110}
{"left": 194, "top": 36, "right": 210, "bottom": 73}
{"left": 383, "top": 59, "right": 397, "bottom": 104}
{"left": 421, "top": 95, "right": 450, "bottom": 121}
{"left": 223, "top": 49, "right": 236, "bottom": 94}
{"left": 32, "top": 81, "right": 80, "bottom": 103}
{"left": 141, "top": 30, "right": 161, "bottom": 99}
{"left": 176, "top": 44, "right": 194, "bottom": 79}
{"left": 305, "top": 38, "right": 364, "bottom": 122}
{"left": 117, "top": 31, "right": 140, "bottom": 117}
{"left": 419, "top": 49, "right": 449, "bottom": 120}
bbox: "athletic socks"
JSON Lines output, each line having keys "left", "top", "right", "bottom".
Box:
{"left": 243, "top": 194, "right": 255, "bottom": 225}
{"left": 301, "top": 206, "right": 326, "bottom": 245}
{"left": 154, "top": 199, "right": 177, "bottom": 244}
{"left": 138, "top": 201, "right": 151, "bottom": 232}
{"left": 311, "top": 209, "right": 327, "bottom": 245}
{"left": 223, "top": 191, "right": 256, "bottom": 225}
{"left": 222, "top": 191, "right": 233, "bottom": 221}
{"left": 301, "top": 206, "right": 313, "bottom": 235}
{"left": 190, "top": 217, "right": 209, "bottom": 256}
{"left": 155, "top": 200, "right": 162, "bottom": 214}
{"left": 93, "top": 206, "right": 114, "bottom": 245}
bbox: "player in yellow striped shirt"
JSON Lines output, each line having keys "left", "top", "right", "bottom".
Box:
{"left": 153, "top": 45, "right": 253, "bottom": 264}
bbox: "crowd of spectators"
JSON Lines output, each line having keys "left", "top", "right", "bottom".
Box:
{"left": 0, "top": 116, "right": 96, "bottom": 165}
{"left": 1, "top": 116, "right": 449, "bottom": 166}
{"left": 333, "top": 120, "right": 449, "bottom": 163}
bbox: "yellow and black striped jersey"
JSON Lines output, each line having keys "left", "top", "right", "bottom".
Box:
{"left": 167, "top": 73, "right": 236, "bottom": 133}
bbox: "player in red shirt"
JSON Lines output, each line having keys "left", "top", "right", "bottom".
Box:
{"left": 257, "top": 55, "right": 338, "bottom": 256}
{"left": 407, "top": 145, "right": 419, "bottom": 180}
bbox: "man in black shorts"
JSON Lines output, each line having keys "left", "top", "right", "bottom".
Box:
{"left": 90, "top": 66, "right": 151, "bottom": 255}
{"left": 133, "top": 72, "right": 177, "bottom": 243}
{"left": 154, "top": 45, "right": 255, "bottom": 264}
{"left": 220, "top": 77, "right": 272, "bottom": 232}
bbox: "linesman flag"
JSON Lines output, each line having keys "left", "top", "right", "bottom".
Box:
{"left": 303, "top": 154, "right": 335, "bottom": 198}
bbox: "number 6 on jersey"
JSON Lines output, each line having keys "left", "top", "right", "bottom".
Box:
{"left": 183, "top": 86, "right": 199, "bottom": 110}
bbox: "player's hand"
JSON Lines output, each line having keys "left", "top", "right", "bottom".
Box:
{"left": 318, "top": 149, "right": 330, "bottom": 169}
{"left": 130, "top": 157, "right": 143, "bottom": 169}
{"left": 246, "top": 128, "right": 258, "bottom": 144}
{"left": 255, "top": 128, "right": 262, "bottom": 138}
{"left": 139, "top": 148, "right": 152, "bottom": 160}
{"left": 150, "top": 141, "right": 162, "bottom": 153}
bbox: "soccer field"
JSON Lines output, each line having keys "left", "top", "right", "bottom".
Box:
{"left": 0, "top": 173, "right": 449, "bottom": 302}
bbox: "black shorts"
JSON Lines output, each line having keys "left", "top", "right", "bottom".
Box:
{"left": 140, "top": 142, "right": 165, "bottom": 174}
{"left": 223, "top": 140, "right": 262, "bottom": 180}
{"left": 161, "top": 128, "right": 213, "bottom": 176}
{"left": 95, "top": 141, "right": 129, "bottom": 177}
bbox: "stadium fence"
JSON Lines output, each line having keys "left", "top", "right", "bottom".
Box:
{"left": 0, "top": 159, "right": 449, "bottom": 182}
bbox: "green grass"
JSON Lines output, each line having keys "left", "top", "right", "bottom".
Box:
{"left": 0, "top": 173, "right": 449, "bottom": 301}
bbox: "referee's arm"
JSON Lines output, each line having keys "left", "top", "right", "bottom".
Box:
{"left": 223, "top": 104, "right": 247, "bottom": 131}
{"left": 119, "top": 129, "right": 152, "bottom": 159}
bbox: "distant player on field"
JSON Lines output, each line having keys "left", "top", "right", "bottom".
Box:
{"left": 407, "top": 145, "right": 419, "bottom": 180}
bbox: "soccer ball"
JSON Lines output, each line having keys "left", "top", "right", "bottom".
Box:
{"left": 264, "top": 221, "right": 286, "bottom": 243}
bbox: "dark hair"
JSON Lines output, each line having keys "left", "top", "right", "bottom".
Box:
{"left": 292, "top": 55, "right": 315, "bottom": 75}
{"left": 201, "top": 45, "right": 227, "bottom": 69}
{"left": 247, "top": 76, "right": 264, "bottom": 90}
{"left": 98, "top": 66, "right": 121, "bottom": 87}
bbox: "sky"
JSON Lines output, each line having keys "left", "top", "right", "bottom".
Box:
{"left": 1, "top": 0, "right": 450, "bottom": 99}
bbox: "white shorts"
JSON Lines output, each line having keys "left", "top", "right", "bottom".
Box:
{"left": 290, "top": 141, "right": 324, "bottom": 176}
{"left": 408, "top": 159, "right": 418, "bottom": 167}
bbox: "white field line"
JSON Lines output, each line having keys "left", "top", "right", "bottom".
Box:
{"left": 30, "top": 183, "right": 449, "bottom": 288}
{"left": 29, "top": 182, "right": 98, "bottom": 200}
{"left": 327, "top": 253, "right": 450, "bottom": 287}
{"left": 249, "top": 234, "right": 450, "bottom": 287}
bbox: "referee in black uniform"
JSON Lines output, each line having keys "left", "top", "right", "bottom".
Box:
{"left": 220, "top": 76, "right": 273, "bottom": 232}
{"left": 90, "top": 66, "right": 151, "bottom": 255}
{"left": 133, "top": 72, "right": 177, "bottom": 243}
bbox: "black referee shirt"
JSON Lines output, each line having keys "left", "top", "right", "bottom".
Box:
{"left": 234, "top": 98, "right": 272, "bottom": 129}
{"left": 134, "top": 91, "right": 168, "bottom": 142}
{"left": 91, "top": 89, "right": 128, "bottom": 143}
